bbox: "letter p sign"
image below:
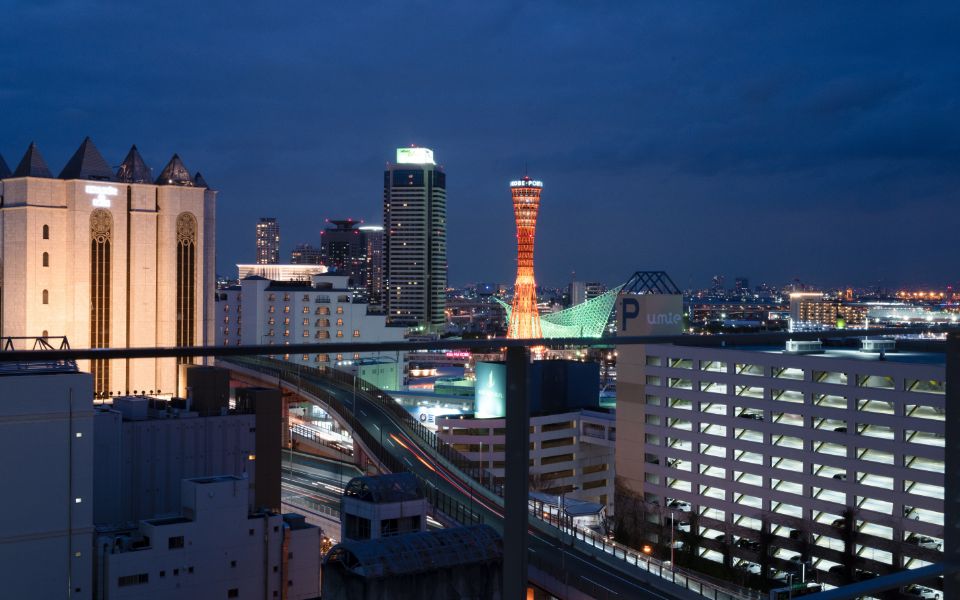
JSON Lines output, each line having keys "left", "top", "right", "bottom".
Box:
{"left": 621, "top": 298, "right": 639, "bottom": 332}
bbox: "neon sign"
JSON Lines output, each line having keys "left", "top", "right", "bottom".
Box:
{"left": 85, "top": 184, "right": 118, "bottom": 208}
{"left": 510, "top": 180, "right": 543, "bottom": 188}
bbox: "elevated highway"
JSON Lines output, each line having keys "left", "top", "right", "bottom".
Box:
{"left": 223, "top": 356, "right": 759, "bottom": 600}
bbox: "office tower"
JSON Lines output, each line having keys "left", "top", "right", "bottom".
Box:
{"left": 255, "top": 217, "right": 280, "bottom": 264}
{"left": 507, "top": 176, "right": 543, "bottom": 339}
{"left": 569, "top": 281, "right": 607, "bottom": 307}
{"left": 290, "top": 242, "right": 323, "bottom": 265}
{"left": 360, "top": 225, "right": 384, "bottom": 307}
{"left": 0, "top": 138, "right": 215, "bottom": 398}
{"left": 320, "top": 218, "right": 367, "bottom": 287}
{"left": 734, "top": 277, "right": 749, "bottom": 294}
{"left": 383, "top": 147, "right": 446, "bottom": 330}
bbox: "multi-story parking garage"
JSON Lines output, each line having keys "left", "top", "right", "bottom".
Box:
{"left": 617, "top": 336, "right": 945, "bottom": 590}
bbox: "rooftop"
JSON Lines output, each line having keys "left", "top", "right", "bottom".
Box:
{"left": 343, "top": 473, "right": 424, "bottom": 504}
{"left": 324, "top": 525, "right": 501, "bottom": 578}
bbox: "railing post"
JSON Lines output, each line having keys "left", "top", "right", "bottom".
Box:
{"left": 503, "top": 346, "right": 530, "bottom": 600}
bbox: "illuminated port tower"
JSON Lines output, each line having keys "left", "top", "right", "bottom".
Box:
{"left": 507, "top": 176, "right": 544, "bottom": 339}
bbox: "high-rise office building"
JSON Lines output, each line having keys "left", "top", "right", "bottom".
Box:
{"left": 507, "top": 176, "right": 543, "bottom": 339}
{"left": 0, "top": 138, "right": 215, "bottom": 398}
{"left": 290, "top": 242, "right": 323, "bottom": 265}
{"left": 320, "top": 219, "right": 367, "bottom": 287}
{"left": 360, "top": 225, "right": 385, "bottom": 307}
{"left": 569, "top": 281, "right": 607, "bottom": 307}
{"left": 255, "top": 217, "right": 280, "bottom": 264}
{"left": 383, "top": 147, "right": 446, "bottom": 330}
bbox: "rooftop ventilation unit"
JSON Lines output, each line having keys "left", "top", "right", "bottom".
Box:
{"left": 785, "top": 339, "right": 822, "bottom": 354}
{"left": 861, "top": 338, "right": 896, "bottom": 354}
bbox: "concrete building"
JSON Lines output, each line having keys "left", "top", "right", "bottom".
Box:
{"left": 255, "top": 217, "right": 280, "bottom": 264}
{"left": 617, "top": 331, "right": 946, "bottom": 589}
{"left": 0, "top": 139, "right": 216, "bottom": 398}
{"left": 569, "top": 281, "right": 606, "bottom": 307}
{"left": 323, "top": 525, "right": 502, "bottom": 600}
{"left": 216, "top": 273, "right": 406, "bottom": 383}
{"left": 789, "top": 292, "right": 868, "bottom": 330}
{"left": 320, "top": 219, "right": 367, "bottom": 288}
{"left": 93, "top": 394, "right": 259, "bottom": 526}
{"left": 96, "top": 476, "right": 321, "bottom": 600}
{"left": 340, "top": 473, "right": 428, "bottom": 541}
{"left": 383, "top": 147, "right": 446, "bottom": 331}
{"left": 438, "top": 408, "right": 616, "bottom": 512}
{"left": 359, "top": 225, "right": 384, "bottom": 308}
{"left": 290, "top": 243, "right": 323, "bottom": 265}
{"left": 0, "top": 353, "right": 95, "bottom": 599}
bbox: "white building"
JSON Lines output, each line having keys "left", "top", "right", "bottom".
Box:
{"left": 237, "top": 263, "right": 327, "bottom": 282}
{"left": 437, "top": 408, "right": 616, "bottom": 512}
{"left": 0, "top": 139, "right": 216, "bottom": 398}
{"left": 0, "top": 358, "right": 95, "bottom": 599}
{"left": 216, "top": 273, "right": 406, "bottom": 385}
{"left": 383, "top": 147, "right": 447, "bottom": 331}
{"left": 96, "top": 475, "right": 321, "bottom": 600}
{"left": 617, "top": 336, "right": 945, "bottom": 587}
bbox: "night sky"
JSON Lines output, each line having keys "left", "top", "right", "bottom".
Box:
{"left": 2, "top": 2, "right": 958, "bottom": 290}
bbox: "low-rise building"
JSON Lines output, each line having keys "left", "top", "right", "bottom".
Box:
{"left": 96, "top": 475, "right": 321, "bottom": 599}
{"left": 340, "top": 473, "right": 428, "bottom": 541}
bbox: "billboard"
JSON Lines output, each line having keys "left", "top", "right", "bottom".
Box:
{"left": 616, "top": 293, "right": 684, "bottom": 336}
{"left": 474, "top": 362, "right": 507, "bottom": 418}
{"left": 396, "top": 147, "right": 435, "bottom": 165}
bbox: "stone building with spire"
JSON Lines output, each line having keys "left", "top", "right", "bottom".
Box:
{"left": 0, "top": 138, "right": 216, "bottom": 398}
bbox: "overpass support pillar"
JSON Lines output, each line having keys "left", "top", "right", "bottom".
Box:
{"left": 504, "top": 346, "right": 530, "bottom": 599}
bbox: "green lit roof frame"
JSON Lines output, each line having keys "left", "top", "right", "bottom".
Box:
{"left": 495, "top": 284, "right": 624, "bottom": 339}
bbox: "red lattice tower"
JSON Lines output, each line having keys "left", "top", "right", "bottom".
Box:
{"left": 508, "top": 176, "right": 543, "bottom": 339}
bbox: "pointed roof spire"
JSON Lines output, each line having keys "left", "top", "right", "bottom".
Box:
{"left": 193, "top": 171, "right": 209, "bottom": 188}
{"left": 155, "top": 154, "right": 194, "bottom": 186}
{"left": 116, "top": 145, "right": 153, "bottom": 183}
{"left": 59, "top": 136, "right": 114, "bottom": 181}
{"left": 0, "top": 153, "right": 11, "bottom": 179}
{"left": 12, "top": 142, "right": 53, "bottom": 178}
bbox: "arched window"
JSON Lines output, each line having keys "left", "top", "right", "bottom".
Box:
{"left": 42, "top": 330, "right": 48, "bottom": 338}
{"left": 176, "top": 213, "right": 198, "bottom": 364}
{"left": 42, "top": 289, "right": 49, "bottom": 304}
{"left": 42, "top": 224, "right": 49, "bottom": 239}
{"left": 90, "top": 209, "right": 113, "bottom": 397}
{"left": 42, "top": 252, "right": 49, "bottom": 267}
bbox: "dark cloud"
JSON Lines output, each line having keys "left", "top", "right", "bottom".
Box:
{"left": 1, "top": 1, "right": 958, "bottom": 289}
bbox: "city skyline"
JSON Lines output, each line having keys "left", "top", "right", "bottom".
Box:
{"left": 1, "top": 3, "right": 957, "bottom": 288}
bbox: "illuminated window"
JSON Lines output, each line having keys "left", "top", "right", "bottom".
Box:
{"left": 316, "top": 331, "right": 329, "bottom": 339}
{"left": 302, "top": 331, "right": 309, "bottom": 337}
{"left": 284, "top": 329, "right": 290, "bottom": 337}
{"left": 353, "top": 329, "right": 360, "bottom": 337}
{"left": 336, "top": 330, "right": 344, "bottom": 338}
{"left": 284, "top": 306, "right": 290, "bottom": 313}
{"left": 336, "top": 306, "right": 343, "bottom": 314}
{"left": 337, "top": 318, "right": 344, "bottom": 326}
{"left": 336, "top": 353, "right": 343, "bottom": 361}
{"left": 283, "top": 317, "right": 290, "bottom": 325}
